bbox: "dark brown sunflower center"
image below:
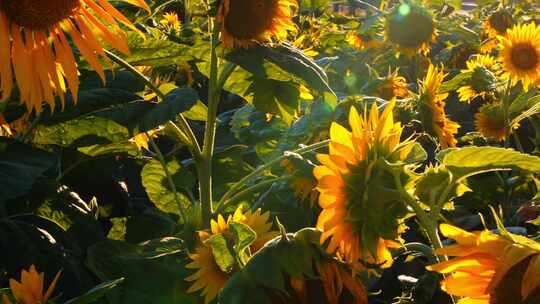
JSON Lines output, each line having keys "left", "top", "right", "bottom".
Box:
{"left": 488, "top": 10, "right": 514, "bottom": 34}
{"left": 1, "top": 0, "right": 80, "bottom": 30}
{"left": 224, "top": 0, "right": 277, "bottom": 39}
{"left": 511, "top": 43, "right": 539, "bottom": 71}
{"left": 387, "top": 4, "right": 434, "bottom": 49}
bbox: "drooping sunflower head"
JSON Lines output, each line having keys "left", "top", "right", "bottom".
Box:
{"left": 186, "top": 207, "right": 278, "bottom": 303}
{"left": 457, "top": 55, "right": 499, "bottom": 103}
{"left": 475, "top": 102, "right": 519, "bottom": 141}
{"left": 314, "top": 100, "right": 415, "bottom": 268}
{"left": 428, "top": 224, "right": 540, "bottom": 304}
{"left": 500, "top": 23, "right": 540, "bottom": 90}
{"left": 3, "top": 265, "right": 61, "bottom": 304}
{"left": 385, "top": 3, "right": 436, "bottom": 55}
{"left": 484, "top": 9, "right": 514, "bottom": 38}
{"left": 417, "top": 64, "right": 460, "bottom": 148}
{"left": 217, "top": 0, "right": 297, "bottom": 49}
{"left": 0, "top": 0, "right": 149, "bottom": 113}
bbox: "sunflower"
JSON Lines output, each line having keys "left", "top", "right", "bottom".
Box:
{"left": 484, "top": 9, "right": 514, "bottom": 39}
{"left": 417, "top": 64, "right": 460, "bottom": 148}
{"left": 315, "top": 260, "right": 368, "bottom": 304}
{"left": 457, "top": 55, "right": 499, "bottom": 103}
{"left": 475, "top": 102, "right": 519, "bottom": 141}
{"left": 428, "top": 224, "right": 540, "bottom": 303}
{"left": 288, "top": 260, "right": 368, "bottom": 304}
{"left": 281, "top": 158, "right": 318, "bottom": 205}
{"left": 373, "top": 70, "right": 410, "bottom": 100}
{"left": 186, "top": 207, "right": 278, "bottom": 303}
{"left": 500, "top": 23, "right": 540, "bottom": 90}
{"left": 0, "top": 0, "right": 149, "bottom": 113}
{"left": 347, "top": 32, "right": 381, "bottom": 51}
{"left": 385, "top": 3, "right": 436, "bottom": 56}
{"left": 159, "top": 11, "right": 181, "bottom": 32}
{"left": 217, "top": 0, "right": 297, "bottom": 49}
{"left": 2, "top": 265, "right": 61, "bottom": 304}
{"left": 314, "top": 100, "right": 415, "bottom": 269}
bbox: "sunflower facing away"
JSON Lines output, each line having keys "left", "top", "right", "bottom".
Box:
{"left": 314, "top": 101, "right": 415, "bottom": 269}
{"left": 385, "top": 3, "right": 436, "bottom": 56}
{"left": 217, "top": 0, "right": 297, "bottom": 49}
{"left": 475, "top": 102, "right": 519, "bottom": 141}
{"left": 428, "top": 224, "right": 540, "bottom": 303}
{"left": 2, "top": 265, "right": 61, "bottom": 304}
{"left": 484, "top": 9, "right": 514, "bottom": 39}
{"left": 500, "top": 23, "right": 540, "bottom": 90}
{"left": 417, "top": 64, "right": 460, "bottom": 148}
{"left": 186, "top": 207, "right": 278, "bottom": 303}
{"left": 0, "top": 0, "right": 150, "bottom": 113}
{"left": 457, "top": 55, "right": 499, "bottom": 103}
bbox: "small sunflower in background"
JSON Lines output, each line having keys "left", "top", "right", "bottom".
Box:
{"left": 457, "top": 55, "right": 499, "bottom": 103}
{"left": 0, "top": 0, "right": 150, "bottom": 113}
{"left": 371, "top": 70, "right": 410, "bottom": 100}
{"left": 480, "top": 9, "right": 514, "bottom": 54}
{"left": 186, "top": 207, "right": 278, "bottom": 304}
{"left": 159, "top": 11, "right": 181, "bottom": 32}
{"left": 417, "top": 64, "right": 460, "bottom": 148}
{"left": 428, "top": 223, "right": 540, "bottom": 303}
{"left": 475, "top": 102, "right": 519, "bottom": 141}
{"left": 500, "top": 23, "right": 540, "bottom": 90}
{"left": 484, "top": 9, "right": 514, "bottom": 39}
{"left": 217, "top": 0, "right": 297, "bottom": 49}
{"left": 314, "top": 101, "right": 415, "bottom": 270}
{"left": 385, "top": 3, "right": 436, "bottom": 56}
{"left": 347, "top": 32, "right": 381, "bottom": 51}
{"left": 2, "top": 265, "right": 61, "bottom": 304}
{"left": 281, "top": 158, "right": 319, "bottom": 206}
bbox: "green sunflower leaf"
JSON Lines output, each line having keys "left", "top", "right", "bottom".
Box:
{"left": 439, "top": 146, "right": 540, "bottom": 182}
{"left": 64, "top": 278, "right": 125, "bottom": 304}
{"left": 204, "top": 233, "right": 236, "bottom": 274}
{"left": 229, "top": 222, "right": 257, "bottom": 256}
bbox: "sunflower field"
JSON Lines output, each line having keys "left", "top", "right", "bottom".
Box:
{"left": 2, "top": 0, "right": 540, "bottom": 303}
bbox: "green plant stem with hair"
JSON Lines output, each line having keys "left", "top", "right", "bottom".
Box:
{"left": 196, "top": 23, "right": 238, "bottom": 226}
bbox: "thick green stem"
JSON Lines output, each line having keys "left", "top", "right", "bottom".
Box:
{"left": 104, "top": 49, "right": 201, "bottom": 158}
{"left": 149, "top": 136, "right": 188, "bottom": 222}
{"left": 198, "top": 25, "right": 223, "bottom": 226}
